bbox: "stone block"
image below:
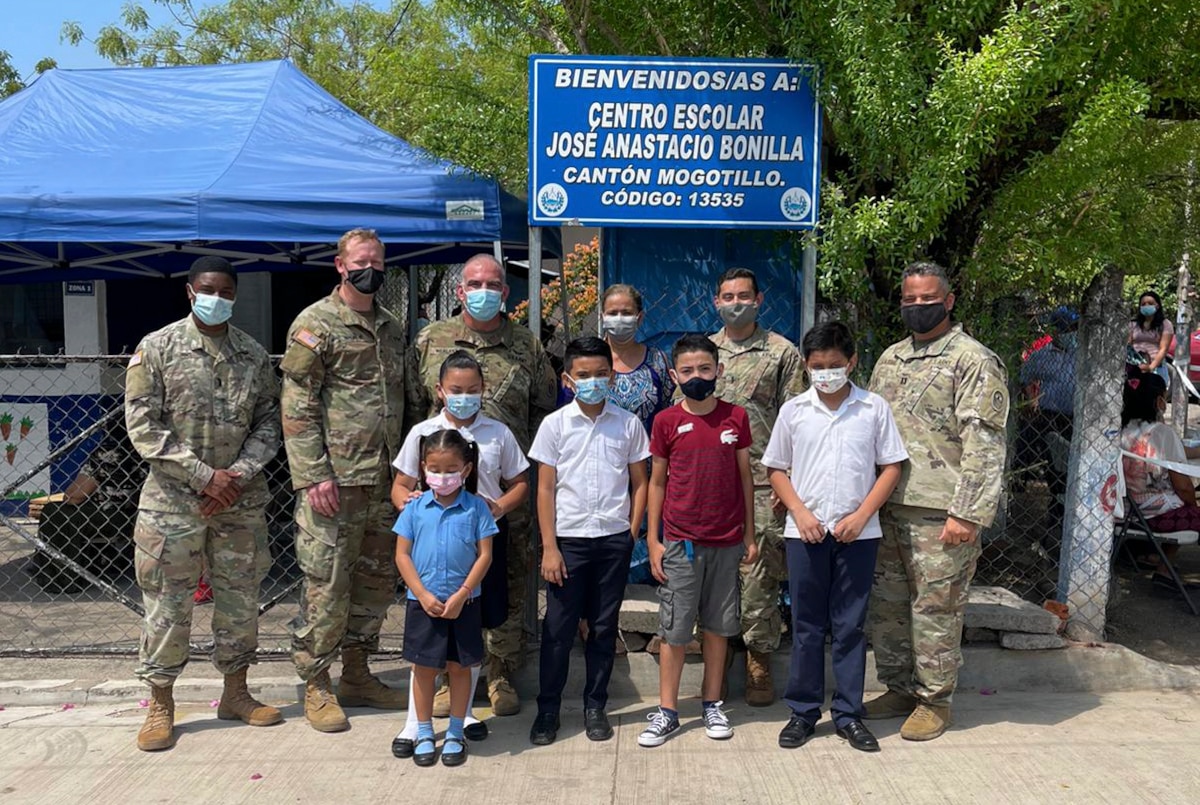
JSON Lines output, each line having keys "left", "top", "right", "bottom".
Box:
{"left": 618, "top": 584, "right": 661, "bottom": 635}
{"left": 1000, "top": 632, "right": 1068, "bottom": 650}
{"left": 621, "top": 631, "right": 649, "bottom": 653}
{"left": 965, "top": 586, "right": 1061, "bottom": 635}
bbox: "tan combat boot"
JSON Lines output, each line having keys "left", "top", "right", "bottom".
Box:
{"left": 486, "top": 656, "right": 520, "bottom": 717}
{"left": 900, "top": 703, "right": 951, "bottom": 741}
{"left": 863, "top": 689, "right": 920, "bottom": 720}
{"left": 304, "top": 668, "right": 349, "bottom": 732}
{"left": 137, "top": 684, "right": 175, "bottom": 751}
{"left": 337, "top": 646, "right": 405, "bottom": 709}
{"left": 431, "top": 677, "right": 452, "bottom": 718}
{"left": 217, "top": 667, "right": 282, "bottom": 727}
{"left": 744, "top": 650, "right": 776, "bottom": 707}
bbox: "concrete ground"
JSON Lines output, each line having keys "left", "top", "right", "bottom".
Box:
{"left": 1, "top": 644, "right": 1199, "bottom": 804}
{"left": 1, "top": 689, "right": 1199, "bottom": 804}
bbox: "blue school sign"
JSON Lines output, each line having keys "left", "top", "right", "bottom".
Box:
{"left": 528, "top": 55, "right": 821, "bottom": 229}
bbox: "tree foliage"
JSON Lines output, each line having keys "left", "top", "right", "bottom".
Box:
{"left": 0, "top": 50, "right": 21, "bottom": 99}
{"left": 56, "top": 1, "right": 1200, "bottom": 349}
{"left": 512, "top": 236, "right": 600, "bottom": 336}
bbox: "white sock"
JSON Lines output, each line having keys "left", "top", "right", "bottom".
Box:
{"left": 464, "top": 665, "right": 482, "bottom": 727}
{"left": 396, "top": 668, "right": 420, "bottom": 740}
{"left": 397, "top": 666, "right": 484, "bottom": 736}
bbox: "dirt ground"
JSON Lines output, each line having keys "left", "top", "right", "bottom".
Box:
{"left": 1106, "top": 542, "right": 1200, "bottom": 667}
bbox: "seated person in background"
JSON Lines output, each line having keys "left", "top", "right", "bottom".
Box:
{"left": 26, "top": 418, "right": 148, "bottom": 593}
{"left": 1017, "top": 307, "right": 1078, "bottom": 495}
{"left": 1120, "top": 373, "right": 1200, "bottom": 596}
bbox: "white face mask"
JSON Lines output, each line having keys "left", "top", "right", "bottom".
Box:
{"left": 810, "top": 367, "right": 849, "bottom": 394}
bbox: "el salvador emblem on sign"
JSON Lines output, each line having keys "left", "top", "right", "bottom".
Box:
{"left": 536, "top": 183, "right": 568, "bottom": 217}
{"left": 779, "top": 187, "right": 812, "bottom": 221}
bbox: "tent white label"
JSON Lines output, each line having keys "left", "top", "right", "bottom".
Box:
{"left": 446, "top": 200, "right": 485, "bottom": 221}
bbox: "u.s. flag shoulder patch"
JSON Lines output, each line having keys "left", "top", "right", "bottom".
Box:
{"left": 293, "top": 329, "right": 322, "bottom": 350}
{"left": 128, "top": 351, "right": 143, "bottom": 368}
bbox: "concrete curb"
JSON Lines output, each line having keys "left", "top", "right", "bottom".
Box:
{"left": 1, "top": 643, "right": 1196, "bottom": 708}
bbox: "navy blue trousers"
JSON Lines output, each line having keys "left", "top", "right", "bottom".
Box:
{"left": 783, "top": 536, "right": 878, "bottom": 728}
{"left": 537, "top": 530, "right": 632, "bottom": 714}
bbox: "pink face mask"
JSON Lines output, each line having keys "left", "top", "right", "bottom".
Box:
{"left": 426, "top": 471, "right": 464, "bottom": 496}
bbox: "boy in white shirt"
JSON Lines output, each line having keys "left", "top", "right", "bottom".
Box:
{"left": 527, "top": 337, "right": 650, "bottom": 746}
{"left": 762, "top": 322, "right": 908, "bottom": 753}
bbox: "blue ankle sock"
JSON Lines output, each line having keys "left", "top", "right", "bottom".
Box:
{"left": 445, "top": 715, "right": 465, "bottom": 753}
{"left": 417, "top": 721, "right": 435, "bottom": 742}
{"left": 661, "top": 707, "right": 678, "bottom": 722}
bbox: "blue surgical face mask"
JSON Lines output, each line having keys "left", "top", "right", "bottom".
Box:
{"left": 465, "top": 288, "right": 503, "bottom": 320}
{"left": 1140, "top": 304, "right": 1158, "bottom": 318}
{"left": 444, "top": 392, "right": 482, "bottom": 420}
{"left": 190, "top": 287, "right": 234, "bottom": 326}
{"left": 573, "top": 376, "right": 610, "bottom": 405}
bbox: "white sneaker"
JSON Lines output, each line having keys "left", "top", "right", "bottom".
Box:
{"left": 703, "top": 702, "right": 733, "bottom": 740}
{"left": 637, "top": 709, "right": 681, "bottom": 747}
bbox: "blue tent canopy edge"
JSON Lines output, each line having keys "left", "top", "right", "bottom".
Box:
{"left": 0, "top": 60, "right": 554, "bottom": 282}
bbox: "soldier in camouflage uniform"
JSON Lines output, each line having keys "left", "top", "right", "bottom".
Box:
{"left": 125, "top": 256, "right": 282, "bottom": 752}
{"left": 866, "top": 261, "right": 1009, "bottom": 741}
{"left": 710, "top": 267, "right": 803, "bottom": 706}
{"left": 414, "top": 254, "right": 557, "bottom": 716}
{"left": 282, "top": 229, "right": 417, "bottom": 733}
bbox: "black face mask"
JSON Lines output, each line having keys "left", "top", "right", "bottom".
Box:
{"left": 346, "top": 266, "right": 385, "bottom": 295}
{"left": 901, "top": 302, "right": 949, "bottom": 335}
{"left": 679, "top": 376, "right": 717, "bottom": 401}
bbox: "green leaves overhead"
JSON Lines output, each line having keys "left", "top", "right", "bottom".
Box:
{"left": 42, "top": 0, "right": 1200, "bottom": 327}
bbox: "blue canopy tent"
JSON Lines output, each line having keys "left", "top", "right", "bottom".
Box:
{"left": 0, "top": 59, "right": 553, "bottom": 282}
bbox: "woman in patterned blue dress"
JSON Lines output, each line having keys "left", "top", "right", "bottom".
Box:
{"left": 558, "top": 284, "right": 674, "bottom": 433}
{"left": 598, "top": 284, "right": 675, "bottom": 433}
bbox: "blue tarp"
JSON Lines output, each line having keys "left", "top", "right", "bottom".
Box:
{"left": 602, "top": 227, "right": 804, "bottom": 350}
{"left": 0, "top": 60, "right": 550, "bottom": 281}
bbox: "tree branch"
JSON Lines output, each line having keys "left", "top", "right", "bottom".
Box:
{"left": 641, "top": 5, "right": 672, "bottom": 56}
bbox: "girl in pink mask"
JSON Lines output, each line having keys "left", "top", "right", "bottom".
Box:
{"left": 393, "top": 429, "right": 495, "bottom": 767}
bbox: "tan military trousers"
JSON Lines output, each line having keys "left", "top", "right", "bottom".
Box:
{"left": 869, "top": 503, "right": 981, "bottom": 705}
{"left": 134, "top": 507, "right": 269, "bottom": 688}
{"left": 290, "top": 478, "right": 398, "bottom": 680}
{"left": 739, "top": 488, "right": 787, "bottom": 653}
{"left": 483, "top": 499, "right": 530, "bottom": 671}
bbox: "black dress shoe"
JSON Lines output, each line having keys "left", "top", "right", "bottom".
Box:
{"left": 584, "top": 708, "right": 613, "bottom": 741}
{"left": 529, "top": 712, "right": 560, "bottom": 745}
{"left": 778, "top": 715, "right": 815, "bottom": 748}
{"left": 464, "top": 720, "right": 488, "bottom": 741}
{"left": 836, "top": 720, "right": 880, "bottom": 752}
{"left": 391, "top": 736, "right": 414, "bottom": 758}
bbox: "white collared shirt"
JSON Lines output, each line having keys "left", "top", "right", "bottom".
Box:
{"left": 392, "top": 411, "right": 529, "bottom": 503}
{"left": 761, "top": 384, "right": 908, "bottom": 540}
{"left": 529, "top": 400, "right": 651, "bottom": 538}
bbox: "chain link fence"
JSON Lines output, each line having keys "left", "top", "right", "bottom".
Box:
{"left": 0, "top": 354, "right": 406, "bottom": 656}
{"left": 0, "top": 263, "right": 1163, "bottom": 656}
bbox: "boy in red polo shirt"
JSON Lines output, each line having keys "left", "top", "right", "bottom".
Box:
{"left": 641, "top": 334, "right": 758, "bottom": 747}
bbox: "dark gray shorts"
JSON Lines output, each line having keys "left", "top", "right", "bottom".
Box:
{"left": 657, "top": 540, "right": 743, "bottom": 645}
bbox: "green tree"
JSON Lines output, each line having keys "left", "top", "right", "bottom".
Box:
{"left": 450, "top": 0, "right": 1200, "bottom": 358}
{"left": 1, "top": 50, "right": 59, "bottom": 99}
{"left": 70, "top": 1, "right": 1200, "bottom": 351}
{"left": 61, "top": 0, "right": 532, "bottom": 186}
{"left": 1, "top": 50, "right": 24, "bottom": 98}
